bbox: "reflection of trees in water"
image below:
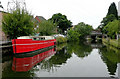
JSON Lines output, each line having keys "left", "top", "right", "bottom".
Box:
{"left": 67, "top": 42, "right": 92, "bottom": 58}
{"left": 39, "top": 47, "right": 71, "bottom": 72}
{"left": 38, "top": 42, "right": 93, "bottom": 72}
{"left": 50, "top": 47, "right": 71, "bottom": 65}
{"left": 56, "top": 43, "right": 67, "bottom": 51}
{"left": 99, "top": 46, "right": 119, "bottom": 76}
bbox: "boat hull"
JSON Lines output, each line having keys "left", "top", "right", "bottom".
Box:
{"left": 12, "top": 39, "right": 56, "bottom": 54}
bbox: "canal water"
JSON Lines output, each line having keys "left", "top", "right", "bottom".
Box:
{"left": 1, "top": 41, "right": 120, "bottom": 78}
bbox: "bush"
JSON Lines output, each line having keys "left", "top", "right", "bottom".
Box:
{"left": 2, "top": 8, "right": 34, "bottom": 39}
{"left": 67, "top": 22, "right": 93, "bottom": 42}
{"left": 67, "top": 28, "right": 80, "bottom": 41}
{"left": 56, "top": 36, "right": 67, "bottom": 44}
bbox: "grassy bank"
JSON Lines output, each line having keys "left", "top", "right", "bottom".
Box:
{"left": 56, "top": 36, "right": 67, "bottom": 44}
{"left": 102, "top": 38, "right": 120, "bottom": 49}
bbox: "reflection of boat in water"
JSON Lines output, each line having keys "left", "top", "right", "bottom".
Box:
{"left": 12, "top": 47, "right": 56, "bottom": 72}
{"left": 12, "top": 36, "right": 56, "bottom": 54}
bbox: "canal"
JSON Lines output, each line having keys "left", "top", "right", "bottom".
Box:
{"left": 1, "top": 41, "right": 120, "bottom": 78}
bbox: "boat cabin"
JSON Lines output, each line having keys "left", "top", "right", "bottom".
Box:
{"left": 17, "top": 36, "right": 55, "bottom": 40}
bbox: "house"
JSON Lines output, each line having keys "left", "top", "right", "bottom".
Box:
{"left": 35, "top": 16, "right": 46, "bottom": 24}
{"left": 34, "top": 16, "right": 46, "bottom": 31}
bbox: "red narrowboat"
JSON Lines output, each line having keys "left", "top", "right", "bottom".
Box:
{"left": 12, "top": 36, "right": 56, "bottom": 54}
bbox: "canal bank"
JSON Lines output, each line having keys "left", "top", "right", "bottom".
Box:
{"left": 102, "top": 38, "right": 120, "bottom": 49}
{"left": 0, "top": 41, "right": 13, "bottom": 56}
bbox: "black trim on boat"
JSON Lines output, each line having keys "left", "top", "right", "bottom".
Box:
{"left": 14, "top": 45, "right": 56, "bottom": 58}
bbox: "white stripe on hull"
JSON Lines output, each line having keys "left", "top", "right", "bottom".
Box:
{"left": 12, "top": 41, "right": 56, "bottom": 46}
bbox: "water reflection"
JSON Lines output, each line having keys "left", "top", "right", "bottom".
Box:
{"left": 99, "top": 44, "right": 120, "bottom": 77}
{"left": 2, "top": 47, "right": 56, "bottom": 78}
{"left": 2, "top": 41, "right": 120, "bottom": 77}
{"left": 35, "top": 41, "right": 94, "bottom": 74}
{"left": 67, "top": 42, "right": 92, "bottom": 58}
{"left": 12, "top": 48, "right": 56, "bottom": 72}
{"left": 38, "top": 47, "right": 71, "bottom": 73}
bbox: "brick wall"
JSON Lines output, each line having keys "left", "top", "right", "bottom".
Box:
{"left": 0, "top": 12, "right": 3, "bottom": 41}
{"left": 0, "top": 12, "right": 7, "bottom": 41}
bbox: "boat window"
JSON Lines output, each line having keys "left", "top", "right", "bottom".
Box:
{"left": 41, "top": 38, "right": 44, "bottom": 40}
{"left": 32, "top": 37, "right": 45, "bottom": 40}
{"left": 39, "top": 37, "right": 45, "bottom": 40}
{"left": 36, "top": 38, "right": 39, "bottom": 40}
{"left": 33, "top": 38, "right": 36, "bottom": 40}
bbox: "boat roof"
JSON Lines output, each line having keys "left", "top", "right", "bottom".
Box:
{"left": 18, "top": 36, "right": 53, "bottom": 37}
{"left": 17, "top": 36, "right": 54, "bottom": 39}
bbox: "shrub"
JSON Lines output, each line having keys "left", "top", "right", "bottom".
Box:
{"left": 2, "top": 8, "right": 34, "bottom": 39}
{"left": 67, "top": 28, "right": 80, "bottom": 41}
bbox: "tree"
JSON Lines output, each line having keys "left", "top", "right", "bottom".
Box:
{"left": 67, "top": 28, "right": 80, "bottom": 41}
{"left": 49, "top": 13, "right": 72, "bottom": 33}
{"left": 101, "top": 14, "right": 116, "bottom": 26}
{"left": 101, "top": 14, "right": 117, "bottom": 33}
{"left": 100, "top": 2, "right": 118, "bottom": 34}
{"left": 2, "top": 8, "right": 34, "bottom": 39}
{"left": 36, "top": 20, "right": 57, "bottom": 36}
{"left": 74, "top": 22, "right": 93, "bottom": 39}
{"left": 107, "top": 2, "right": 118, "bottom": 19}
{"left": 103, "top": 20, "right": 119, "bottom": 39}
{"left": 67, "top": 22, "right": 93, "bottom": 41}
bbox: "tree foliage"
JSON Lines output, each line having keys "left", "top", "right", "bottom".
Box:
{"left": 49, "top": 13, "right": 72, "bottom": 33}
{"left": 101, "top": 14, "right": 117, "bottom": 33}
{"left": 100, "top": 2, "right": 118, "bottom": 34}
{"left": 67, "top": 28, "right": 80, "bottom": 41}
{"left": 67, "top": 22, "right": 93, "bottom": 41}
{"left": 36, "top": 20, "right": 57, "bottom": 36}
{"left": 101, "top": 14, "right": 116, "bottom": 26}
{"left": 2, "top": 8, "right": 34, "bottom": 39}
{"left": 74, "top": 22, "right": 93, "bottom": 39}
{"left": 103, "top": 20, "right": 119, "bottom": 39}
{"left": 107, "top": 2, "right": 118, "bottom": 19}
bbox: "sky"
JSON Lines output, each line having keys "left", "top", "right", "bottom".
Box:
{"left": 0, "top": 0, "right": 120, "bottom": 29}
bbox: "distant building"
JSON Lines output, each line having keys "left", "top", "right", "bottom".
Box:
{"left": 34, "top": 16, "right": 46, "bottom": 32}
{"left": 35, "top": 16, "right": 46, "bottom": 24}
